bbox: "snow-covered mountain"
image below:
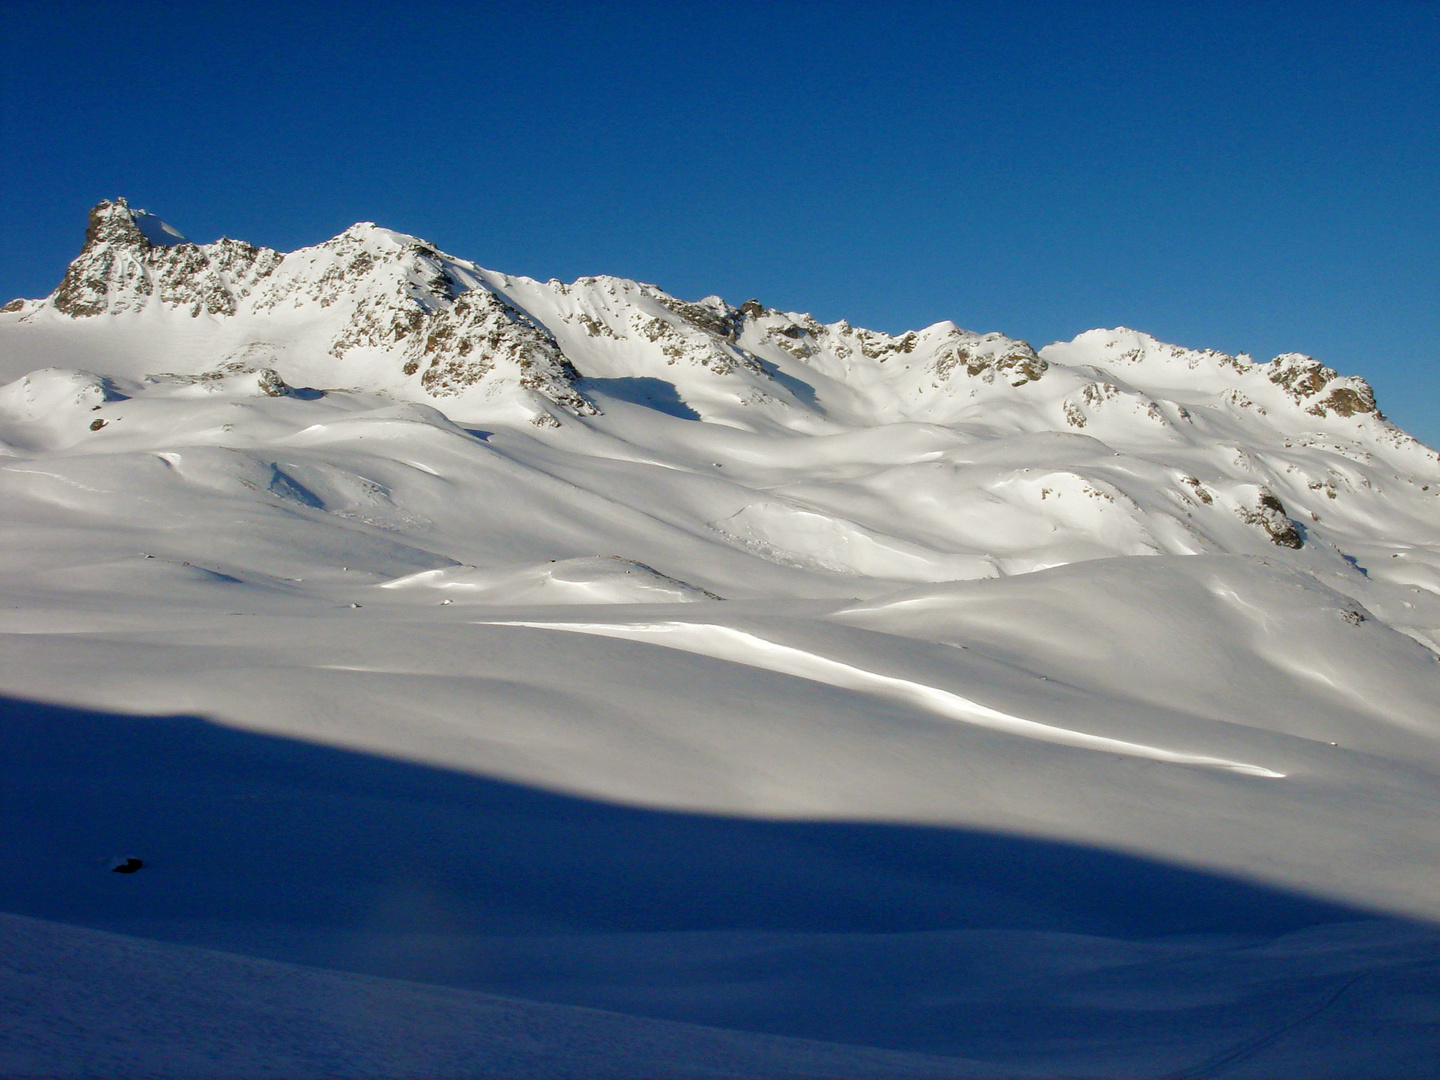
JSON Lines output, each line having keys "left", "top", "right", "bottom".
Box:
{"left": 5, "top": 198, "right": 1436, "bottom": 593}
{"left": 4, "top": 200, "right": 1440, "bottom": 1078}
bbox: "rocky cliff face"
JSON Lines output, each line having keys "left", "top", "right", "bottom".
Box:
{"left": 52, "top": 199, "right": 283, "bottom": 318}
{"left": 1266, "top": 352, "right": 1382, "bottom": 419}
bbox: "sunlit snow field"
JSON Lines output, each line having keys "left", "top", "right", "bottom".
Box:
{"left": 3, "top": 203, "right": 1440, "bottom": 1077}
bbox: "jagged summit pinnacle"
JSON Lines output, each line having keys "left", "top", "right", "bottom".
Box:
{"left": 46, "top": 199, "right": 275, "bottom": 320}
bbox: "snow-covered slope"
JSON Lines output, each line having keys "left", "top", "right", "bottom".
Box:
{"left": 5, "top": 198, "right": 1436, "bottom": 593}
{"left": 3, "top": 199, "right": 1440, "bottom": 1078}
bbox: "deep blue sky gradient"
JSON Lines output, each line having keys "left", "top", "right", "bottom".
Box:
{"left": 3, "top": 0, "right": 1437, "bottom": 443}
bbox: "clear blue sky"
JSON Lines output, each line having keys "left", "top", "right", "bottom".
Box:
{"left": 3, "top": 0, "right": 1437, "bottom": 444}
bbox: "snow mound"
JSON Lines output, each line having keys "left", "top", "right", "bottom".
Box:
{"left": 833, "top": 554, "right": 1440, "bottom": 756}
{"left": 482, "top": 616, "right": 1283, "bottom": 775}
{"left": 382, "top": 556, "right": 721, "bottom": 604}
{"left": 0, "top": 367, "right": 129, "bottom": 452}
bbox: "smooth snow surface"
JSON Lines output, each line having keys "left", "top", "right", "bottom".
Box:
{"left": 482, "top": 618, "right": 1288, "bottom": 776}
{"left": 3, "top": 200, "right": 1440, "bottom": 1077}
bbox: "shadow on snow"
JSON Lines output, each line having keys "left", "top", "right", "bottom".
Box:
{"left": 4, "top": 694, "right": 1437, "bottom": 1069}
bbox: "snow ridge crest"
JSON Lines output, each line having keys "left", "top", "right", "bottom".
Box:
{"left": 2, "top": 200, "right": 1415, "bottom": 440}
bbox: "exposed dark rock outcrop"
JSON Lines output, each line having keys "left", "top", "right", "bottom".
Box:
{"left": 934, "top": 334, "right": 1047, "bottom": 385}
{"left": 1267, "top": 353, "right": 1382, "bottom": 420}
{"left": 1239, "top": 490, "right": 1305, "bottom": 548}
{"left": 655, "top": 295, "right": 742, "bottom": 340}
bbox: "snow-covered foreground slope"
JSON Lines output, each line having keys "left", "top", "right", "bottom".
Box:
{"left": 2, "top": 911, "right": 1013, "bottom": 1080}
{"left": 3, "top": 200, "right": 1440, "bottom": 1077}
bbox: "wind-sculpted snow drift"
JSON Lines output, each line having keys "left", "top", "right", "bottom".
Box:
{"left": 3, "top": 199, "right": 1440, "bottom": 1078}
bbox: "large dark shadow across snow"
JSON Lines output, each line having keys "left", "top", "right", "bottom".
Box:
{"left": 0, "top": 695, "right": 1356, "bottom": 940}
{"left": 4, "top": 695, "right": 1439, "bottom": 1075}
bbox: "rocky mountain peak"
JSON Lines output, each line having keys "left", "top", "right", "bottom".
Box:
{"left": 51, "top": 199, "right": 266, "bottom": 318}
{"left": 1265, "top": 353, "right": 1381, "bottom": 420}
{"left": 83, "top": 198, "right": 149, "bottom": 250}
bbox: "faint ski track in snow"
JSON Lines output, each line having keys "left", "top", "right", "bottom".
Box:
{"left": 1157, "top": 973, "right": 1366, "bottom": 1079}
{"left": 480, "top": 619, "right": 1286, "bottom": 777}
